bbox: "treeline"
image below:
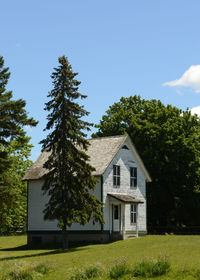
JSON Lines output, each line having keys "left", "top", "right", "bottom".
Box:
{"left": 93, "top": 95, "right": 200, "bottom": 232}
{"left": 0, "top": 56, "right": 37, "bottom": 234}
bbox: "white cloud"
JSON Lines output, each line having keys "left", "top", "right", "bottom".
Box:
{"left": 190, "top": 106, "right": 200, "bottom": 117}
{"left": 163, "top": 65, "right": 200, "bottom": 93}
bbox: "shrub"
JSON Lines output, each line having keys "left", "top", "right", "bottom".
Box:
{"left": 8, "top": 270, "right": 33, "bottom": 280}
{"left": 194, "top": 269, "right": 200, "bottom": 280}
{"left": 85, "top": 266, "right": 102, "bottom": 279}
{"left": 109, "top": 258, "right": 129, "bottom": 279}
{"left": 151, "top": 256, "right": 170, "bottom": 276}
{"left": 70, "top": 270, "right": 86, "bottom": 280}
{"left": 133, "top": 255, "right": 170, "bottom": 277}
{"left": 2, "top": 262, "right": 51, "bottom": 280}
{"left": 34, "top": 263, "right": 51, "bottom": 275}
{"left": 70, "top": 266, "right": 102, "bottom": 280}
{"left": 133, "top": 260, "right": 151, "bottom": 277}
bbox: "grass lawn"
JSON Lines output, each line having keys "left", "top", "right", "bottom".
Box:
{"left": 0, "top": 235, "right": 200, "bottom": 279}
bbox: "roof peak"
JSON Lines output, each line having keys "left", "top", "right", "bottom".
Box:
{"left": 88, "top": 134, "right": 127, "bottom": 141}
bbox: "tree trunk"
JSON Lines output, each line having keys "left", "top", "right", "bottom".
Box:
{"left": 62, "top": 225, "right": 69, "bottom": 250}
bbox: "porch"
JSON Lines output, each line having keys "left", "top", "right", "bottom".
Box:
{"left": 107, "top": 193, "right": 144, "bottom": 240}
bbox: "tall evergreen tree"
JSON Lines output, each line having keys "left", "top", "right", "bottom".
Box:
{"left": 0, "top": 56, "right": 38, "bottom": 173}
{"left": 40, "top": 56, "right": 103, "bottom": 249}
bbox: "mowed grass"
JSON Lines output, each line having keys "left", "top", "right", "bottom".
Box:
{"left": 0, "top": 235, "right": 200, "bottom": 279}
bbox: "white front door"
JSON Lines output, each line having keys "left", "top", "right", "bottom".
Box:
{"left": 113, "top": 205, "right": 120, "bottom": 232}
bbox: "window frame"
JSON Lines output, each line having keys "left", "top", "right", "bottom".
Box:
{"left": 130, "top": 204, "right": 137, "bottom": 224}
{"left": 113, "top": 165, "right": 120, "bottom": 187}
{"left": 130, "top": 167, "right": 137, "bottom": 187}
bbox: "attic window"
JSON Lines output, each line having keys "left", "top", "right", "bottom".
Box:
{"left": 122, "top": 145, "right": 129, "bottom": 150}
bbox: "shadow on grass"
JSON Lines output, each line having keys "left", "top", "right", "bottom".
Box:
{"left": 0, "top": 240, "right": 103, "bottom": 261}
{"left": 0, "top": 244, "right": 85, "bottom": 261}
{"left": 0, "top": 249, "right": 77, "bottom": 261}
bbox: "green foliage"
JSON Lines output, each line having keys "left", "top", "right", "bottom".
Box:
{"left": 133, "top": 255, "right": 170, "bottom": 277}
{"left": 0, "top": 139, "right": 33, "bottom": 234}
{"left": 84, "top": 266, "right": 102, "bottom": 278}
{"left": 93, "top": 95, "right": 200, "bottom": 231}
{"left": 70, "top": 270, "right": 86, "bottom": 280}
{"left": 34, "top": 263, "right": 51, "bottom": 275}
{"left": 0, "top": 56, "right": 37, "bottom": 233}
{"left": 40, "top": 56, "right": 103, "bottom": 249}
{"left": 109, "top": 258, "right": 129, "bottom": 279}
{"left": 0, "top": 56, "right": 37, "bottom": 173}
{"left": 70, "top": 266, "right": 102, "bottom": 280}
{"left": 1, "top": 262, "right": 50, "bottom": 280}
{"left": 8, "top": 270, "right": 33, "bottom": 280}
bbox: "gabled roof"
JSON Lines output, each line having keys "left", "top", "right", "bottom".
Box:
{"left": 23, "top": 135, "right": 151, "bottom": 182}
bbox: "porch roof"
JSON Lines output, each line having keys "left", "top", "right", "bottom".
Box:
{"left": 108, "top": 193, "right": 144, "bottom": 204}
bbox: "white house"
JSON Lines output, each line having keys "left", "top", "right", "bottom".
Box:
{"left": 23, "top": 135, "right": 151, "bottom": 245}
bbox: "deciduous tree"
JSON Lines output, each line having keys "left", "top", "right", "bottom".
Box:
{"left": 0, "top": 139, "right": 33, "bottom": 234}
{"left": 93, "top": 95, "right": 200, "bottom": 232}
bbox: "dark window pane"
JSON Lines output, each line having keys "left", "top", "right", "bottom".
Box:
{"left": 113, "top": 166, "right": 116, "bottom": 175}
{"left": 130, "top": 167, "right": 132, "bottom": 177}
{"left": 134, "top": 213, "right": 137, "bottom": 223}
{"left": 131, "top": 213, "right": 133, "bottom": 223}
{"left": 113, "top": 165, "right": 120, "bottom": 186}
{"left": 118, "top": 166, "right": 120, "bottom": 175}
{"left": 114, "top": 206, "right": 119, "bottom": 219}
{"left": 130, "top": 178, "right": 133, "bottom": 187}
{"left": 130, "top": 167, "right": 137, "bottom": 187}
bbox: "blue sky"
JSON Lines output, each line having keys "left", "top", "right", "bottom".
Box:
{"left": 1, "top": 0, "right": 200, "bottom": 161}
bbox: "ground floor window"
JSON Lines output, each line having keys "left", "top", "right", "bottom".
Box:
{"left": 130, "top": 204, "right": 137, "bottom": 223}
{"left": 114, "top": 205, "right": 119, "bottom": 220}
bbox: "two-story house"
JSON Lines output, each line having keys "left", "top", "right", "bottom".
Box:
{"left": 23, "top": 135, "right": 151, "bottom": 245}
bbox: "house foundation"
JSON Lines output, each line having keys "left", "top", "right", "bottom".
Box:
{"left": 27, "top": 230, "right": 147, "bottom": 246}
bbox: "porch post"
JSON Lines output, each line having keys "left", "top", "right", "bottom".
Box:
{"left": 122, "top": 204, "right": 125, "bottom": 240}
{"left": 136, "top": 204, "right": 139, "bottom": 238}
{"left": 112, "top": 204, "right": 113, "bottom": 233}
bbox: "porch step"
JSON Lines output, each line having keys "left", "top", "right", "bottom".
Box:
{"left": 125, "top": 234, "right": 137, "bottom": 239}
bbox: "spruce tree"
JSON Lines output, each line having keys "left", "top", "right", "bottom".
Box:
{"left": 0, "top": 56, "right": 38, "bottom": 172}
{"left": 40, "top": 56, "right": 103, "bottom": 249}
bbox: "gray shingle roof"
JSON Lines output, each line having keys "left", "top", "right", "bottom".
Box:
{"left": 107, "top": 193, "right": 144, "bottom": 203}
{"left": 23, "top": 135, "right": 127, "bottom": 180}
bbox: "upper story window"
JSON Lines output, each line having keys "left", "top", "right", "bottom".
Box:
{"left": 130, "top": 167, "right": 137, "bottom": 187}
{"left": 113, "top": 165, "right": 120, "bottom": 187}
